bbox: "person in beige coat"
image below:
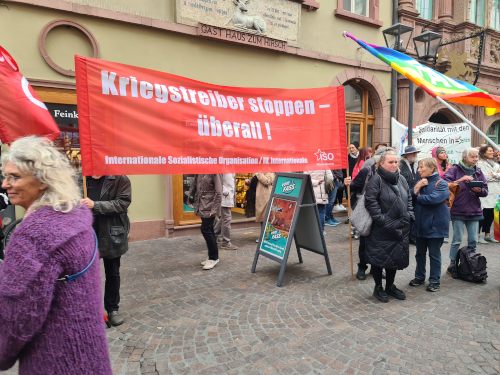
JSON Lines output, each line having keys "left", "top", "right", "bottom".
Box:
{"left": 304, "top": 170, "right": 333, "bottom": 232}
{"left": 255, "top": 173, "right": 275, "bottom": 222}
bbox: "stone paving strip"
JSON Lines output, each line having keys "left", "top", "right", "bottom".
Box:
{"left": 4, "top": 224, "right": 500, "bottom": 374}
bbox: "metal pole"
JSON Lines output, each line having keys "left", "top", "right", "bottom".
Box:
{"left": 408, "top": 82, "right": 414, "bottom": 145}
{"left": 436, "top": 96, "right": 500, "bottom": 151}
{"left": 390, "top": 0, "right": 399, "bottom": 132}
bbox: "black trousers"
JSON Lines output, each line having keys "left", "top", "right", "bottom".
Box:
{"left": 480, "top": 208, "right": 494, "bottom": 233}
{"left": 103, "top": 257, "right": 121, "bottom": 313}
{"left": 201, "top": 217, "right": 219, "bottom": 260}
{"left": 358, "top": 236, "right": 368, "bottom": 269}
{"left": 371, "top": 266, "right": 396, "bottom": 287}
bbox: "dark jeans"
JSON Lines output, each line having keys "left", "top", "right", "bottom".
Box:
{"left": 201, "top": 217, "right": 218, "bottom": 260}
{"left": 480, "top": 208, "right": 494, "bottom": 234}
{"left": 103, "top": 257, "right": 121, "bottom": 313}
{"left": 358, "top": 236, "right": 368, "bottom": 269}
{"left": 371, "top": 266, "right": 396, "bottom": 287}
{"left": 317, "top": 204, "right": 326, "bottom": 232}
{"left": 325, "top": 183, "right": 339, "bottom": 221}
{"left": 415, "top": 237, "right": 443, "bottom": 285}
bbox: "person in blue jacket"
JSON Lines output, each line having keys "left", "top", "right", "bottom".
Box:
{"left": 409, "top": 158, "right": 450, "bottom": 292}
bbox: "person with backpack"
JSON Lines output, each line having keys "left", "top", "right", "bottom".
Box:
{"left": 443, "top": 148, "right": 488, "bottom": 273}
{"left": 409, "top": 158, "right": 450, "bottom": 292}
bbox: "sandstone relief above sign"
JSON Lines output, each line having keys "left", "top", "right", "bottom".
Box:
{"left": 177, "top": 0, "right": 300, "bottom": 45}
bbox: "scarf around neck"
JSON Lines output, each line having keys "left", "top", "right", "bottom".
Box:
{"left": 378, "top": 166, "right": 400, "bottom": 185}
{"left": 459, "top": 160, "right": 476, "bottom": 176}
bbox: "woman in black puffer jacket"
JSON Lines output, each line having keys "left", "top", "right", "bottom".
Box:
{"left": 365, "top": 150, "right": 414, "bottom": 303}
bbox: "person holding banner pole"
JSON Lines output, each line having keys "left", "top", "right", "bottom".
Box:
{"left": 364, "top": 150, "right": 413, "bottom": 303}
{"left": 188, "top": 174, "right": 222, "bottom": 270}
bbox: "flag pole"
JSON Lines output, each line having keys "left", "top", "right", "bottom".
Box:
{"left": 346, "top": 173, "right": 354, "bottom": 279}
{"left": 436, "top": 97, "right": 500, "bottom": 151}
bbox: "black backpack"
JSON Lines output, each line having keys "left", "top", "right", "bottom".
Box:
{"left": 454, "top": 246, "right": 487, "bottom": 283}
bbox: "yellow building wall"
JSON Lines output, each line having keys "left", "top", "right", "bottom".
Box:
{"left": 0, "top": 1, "right": 392, "bottom": 226}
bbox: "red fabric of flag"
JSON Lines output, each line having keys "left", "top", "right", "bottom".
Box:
{"left": 0, "top": 46, "right": 60, "bottom": 143}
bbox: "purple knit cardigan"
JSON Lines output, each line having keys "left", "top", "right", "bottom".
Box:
{"left": 0, "top": 206, "right": 112, "bottom": 375}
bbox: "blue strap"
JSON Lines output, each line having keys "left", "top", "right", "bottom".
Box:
{"left": 57, "top": 231, "right": 98, "bottom": 283}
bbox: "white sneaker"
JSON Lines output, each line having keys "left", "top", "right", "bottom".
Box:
{"left": 332, "top": 205, "right": 341, "bottom": 212}
{"left": 200, "top": 259, "right": 209, "bottom": 266}
{"left": 485, "top": 235, "right": 499, "bottom": 243}
{"left": 338, "top": 204, "right": 347, "bottom": 212}
{"left": 478, "top": 237, "right": 488, "bottom": 244}
{"left": 202, "top": 259, "right": 219, "bottom": 270}
{"left": 220, "top": 242, "right": 238, "bottom": 250}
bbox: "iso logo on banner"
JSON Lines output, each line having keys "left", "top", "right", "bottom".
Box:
{"left": 281, "top": 180, "right": 296, "bottom": 194}
{"left": 314, "top": 149, "right": 335, "bottom": 161}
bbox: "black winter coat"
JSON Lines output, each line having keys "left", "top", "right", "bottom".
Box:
{"left": 364, "top": 170, "right": 413, "bottom": 270}
{"left": 90, "top": 176, "right": 131, "bottom": 259}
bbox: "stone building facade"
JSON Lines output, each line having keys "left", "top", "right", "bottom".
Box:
{"left": 397, "top": 0, "right": 500, "bottom": 145}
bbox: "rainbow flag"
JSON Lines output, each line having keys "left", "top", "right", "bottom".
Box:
{"left": 344, "top": 32, "right": 500, "bottom": 115}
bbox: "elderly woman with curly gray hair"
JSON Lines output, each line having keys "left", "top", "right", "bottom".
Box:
{"left": 0, "top": 136, "right": 111, "bottom": 374}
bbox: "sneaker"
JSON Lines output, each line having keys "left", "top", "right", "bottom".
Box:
{"left": 385, "top": 284, "right": 406, "bottom": 300}
{"left": 485, "top": 236, "right": 499, "bottom": 243}
{"left": 220, "top": 242, "right": 238, "bottom": 250}
{"left": 373, "top": 285, "right": 389, "bottom": 303}
{"left": 216, "top": 236, "right": 223, "bottom": 244}
{"left": 325, "top": 218, "right": 340, "bottom": 227}
{"left": 338, "top": 204, "right": 347, "bottom": 212}
{"left": 478, "top": 237, "right": 488, "bottom": 244}
{"left": 356, "top": 266, "right": 367, "bottom": 280}
{"left": 256, "top": 238, "right": 259, "bottom": 243}
{"left": 409, "top": 278, "right": 425, "bottom": 287}
{"left": 332, "top": 205, "right": 341, "bottom": 212}
{"left": 202, "top": 259, "right": 219, "bottom": 270}
{"left": 446, "top": 261, "right": 456, "bottom": 274}
{"left": 426, "top": 283, "right": 440, "bottom": 292}
{"left": 108, "top": 310, "right": 124, "bottom": 326}
{"left": 200, "top": 259, "right": 209, "bottom": 266}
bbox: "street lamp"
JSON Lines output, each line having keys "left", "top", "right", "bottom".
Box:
{"left": 413, "top": 30, "right": 442, "bottom": 62}
{"left": 382, "top": 23, "right": 414, "bottom": 52}
{"left": 383, "top": 23, "right": 415, "bottom": 145}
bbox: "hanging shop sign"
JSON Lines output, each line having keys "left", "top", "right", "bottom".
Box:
{"left": 251, "top": 173, "right": 332, "bottom": 287}
{"left": 75, "top": 56, "right": 348, "bottom": 176}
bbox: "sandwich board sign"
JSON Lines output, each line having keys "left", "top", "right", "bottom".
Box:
{"left": 251, "top": 172, "right": 332, "bottom": 287}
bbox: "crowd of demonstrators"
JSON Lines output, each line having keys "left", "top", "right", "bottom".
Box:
{"left": 477, "top": 145, "right": 500, "bottom": 243}
{"left": 81, "top": 174, "right": 132, "bottom": 327}
{"left": 443, "top": 148, "right": 488, "bottom": 273}
{"left": 0, "top": 137, "right": 112, "bottom": 374}
{"left": 214, "top": 173, "right": 238, "bottom": 250}
{"left": 305, "top": 170, "right": 333, "bottom": 233}
{"left": 410, "top": 158, "right": 450, "bottom": 292}
{"left": 364, "top": 150, "right": 413, "bottom": 303}
{"left": 188, "top": 174, "right": 222, "bottom": 270}
{"left": 432, "top": 146, "right": 452, "bottom": 176}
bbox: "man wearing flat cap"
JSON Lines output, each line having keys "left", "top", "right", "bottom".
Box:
{"left": 400, "top": 145, "right": 421, "bottom": 244}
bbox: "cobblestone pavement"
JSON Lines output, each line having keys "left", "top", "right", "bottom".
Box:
{"left": 5, "top": 223, "right": 500, "bottom": 374}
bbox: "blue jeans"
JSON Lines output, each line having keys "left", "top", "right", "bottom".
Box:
{"left": 317, "top": 204, "right": 326, "bottom": 232}
{"left": 449, "top": 219, "right": 479, "bottom": 261}
{"left": 415, "top": 237, "right": 443, "bottom": 284}
{"left": 325, "top": 183, "right": 339, "bottom": 221}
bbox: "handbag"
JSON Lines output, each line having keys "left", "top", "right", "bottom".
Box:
{"left": 447, "top": 182, "right": 460, "bottom": 208}
{"left": 350, "top": 169, "right": 374, "bottom": 236}
{"left": 324, "top": 171, "right": 334, "bottom": 194}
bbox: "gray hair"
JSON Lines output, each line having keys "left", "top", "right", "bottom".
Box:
{"left": 374, "top": 147, "right": 396, "bottom": 164}
{"left": 378, "top": 149, "right": 398, "bottom": 165}
{"left": 1, "top": 136, "right": 81, "bottom": 213}
{"left": 462, "top": 147, "right": 479, "bottom": 161}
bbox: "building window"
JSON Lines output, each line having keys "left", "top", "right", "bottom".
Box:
{"left": 334, "top": 0, "right": 382, "bottom": 28}
{"left": 470, "top": 0, "right": 486, "bottom": 26}
{"left": 416, "top": 0, "right": 433, "bottom": 20}
{"left": 344, "top": 83, "right": 375, "bottom": 148}
{"left": 487, "top": 120, "right": 500, "bottom": 145}
{"left": 492, "top": 0, "right": 500, "bottom": 30}
{"left": 343, "top": 0, "right": 369, "bottom": 17}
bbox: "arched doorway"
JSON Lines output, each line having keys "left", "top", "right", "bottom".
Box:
{"left": 344, "top": 82, "right": 375, "bottom": 148}
{"left": 428, "top": 109, "right": 460, "bottom": 124}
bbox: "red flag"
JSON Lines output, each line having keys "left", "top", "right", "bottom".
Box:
{"left": 0, "top": 46, "right": 60, "bottom": 143}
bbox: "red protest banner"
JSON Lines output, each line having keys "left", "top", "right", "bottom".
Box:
{"left": 0, "top": 46, "right": 60, "bottom": 143}
{"left": 75, "top": 56, "right": 347, "bottom": 176}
